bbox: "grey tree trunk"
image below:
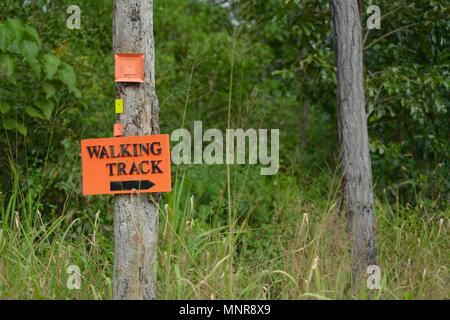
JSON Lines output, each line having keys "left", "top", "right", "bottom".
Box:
{"left": 330, "top": 0, "right": 377, "bottom": 282}
{"left": 113, "top": 0, "right": 160, "bottom": 300}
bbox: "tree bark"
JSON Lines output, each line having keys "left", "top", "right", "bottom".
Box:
{"left": 330, "top": 0, "right": 377, "bottom": 283}
{"left": 113, "top": 0, "right": 160, "bottom": 300}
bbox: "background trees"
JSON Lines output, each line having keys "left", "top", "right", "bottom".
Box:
{"left": 1, "top": 0, "right": 447, "bottom": 210}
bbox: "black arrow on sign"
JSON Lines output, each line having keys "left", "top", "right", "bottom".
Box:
{"left": 110, "top": 180, "right": 155, "bottom": 192}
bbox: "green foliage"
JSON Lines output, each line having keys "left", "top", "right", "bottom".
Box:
{"left": 1, "top": 0, "right": 445, "bottom": 209}
{"left": 0, "top": 18, "right": 80, "bottom": 135}
{"left": 230, "top": 0, "right": 449, "bottom": 206}
{"left": 364, "top": 1, "right": 450, "bottom": 205}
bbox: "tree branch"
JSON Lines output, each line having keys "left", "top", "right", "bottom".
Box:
{"left": 364, "top": 22, "right": 422, "bottom": 50}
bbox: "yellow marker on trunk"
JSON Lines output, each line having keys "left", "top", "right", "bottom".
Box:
{"left": 115, "top": 99, "right": 124, "bottom": 114}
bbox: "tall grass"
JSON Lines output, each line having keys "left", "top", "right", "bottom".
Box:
{"left": 1, "top": 159, "right": 447, "bottom": 299}
{"left": 0, "top": 169, "right": 113, "bottom": 299}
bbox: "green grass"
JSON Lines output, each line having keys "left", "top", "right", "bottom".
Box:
{"left": 0, "top": 164, "right": 448, "bottom": 300}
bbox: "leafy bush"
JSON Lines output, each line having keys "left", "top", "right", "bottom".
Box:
{"left": 0, "top": 18, "right": 80, "bottom": 134}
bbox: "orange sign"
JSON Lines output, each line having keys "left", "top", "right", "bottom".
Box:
{"left": 114, "top": 53, "right": 145, "bottom": 83}
{"left": 81, "top": 135, "right": 171, "bottom": 195}
{"left": 113, "top": 123, "right": 123, "bottom": 137}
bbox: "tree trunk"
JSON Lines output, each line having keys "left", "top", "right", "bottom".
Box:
{"left": 330, "top": 0, "right": 377, "bottom": 283}
{"left": 113, "top": 0, "right": 160, "bottom": 300}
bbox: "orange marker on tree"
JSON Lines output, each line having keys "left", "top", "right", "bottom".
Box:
{"left": 114, "top": 123, "right": 123, "bottom": 137}
{"left": 114, "top": 53, "right": 145, "bottom": 83}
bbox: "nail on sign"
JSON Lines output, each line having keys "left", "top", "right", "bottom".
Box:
{"left": 81, "top": 135, "right": 171, "bottom": 195}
